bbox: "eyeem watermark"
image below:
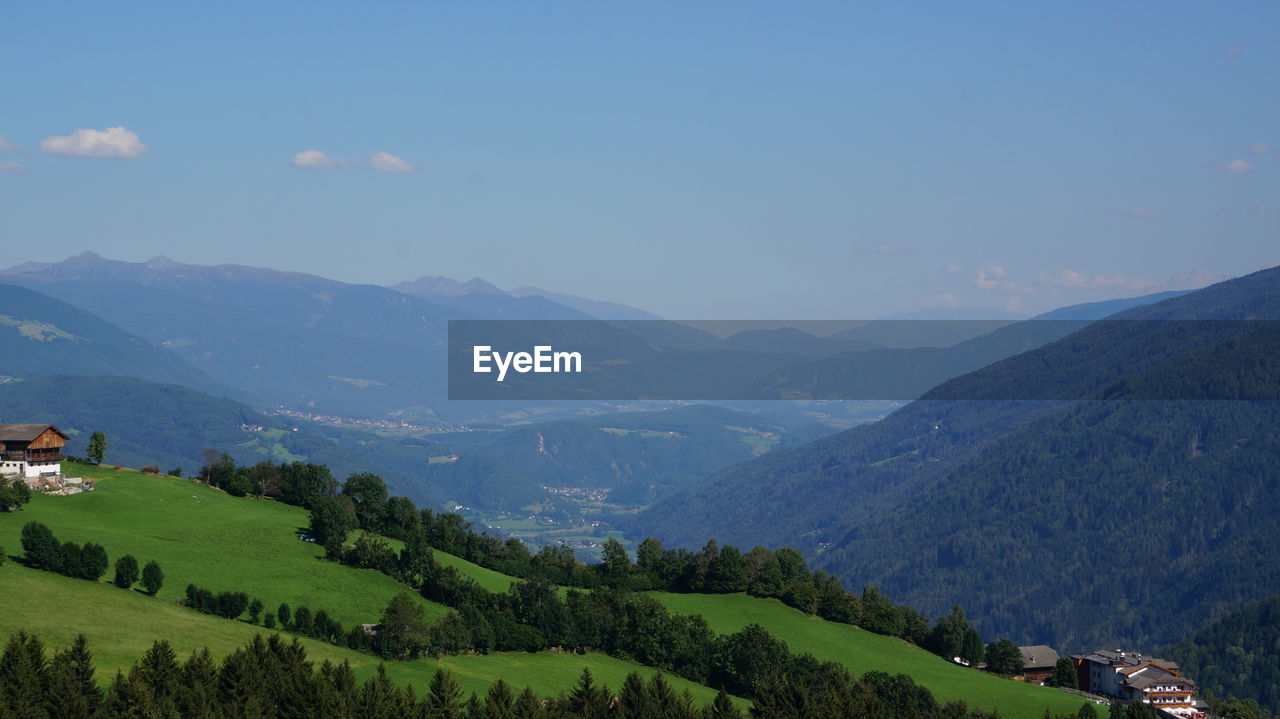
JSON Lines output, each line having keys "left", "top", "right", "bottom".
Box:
{"left": 472, "top": 345, "right": 583, "bottom": 382}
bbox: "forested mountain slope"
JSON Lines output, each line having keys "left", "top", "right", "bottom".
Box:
{"left": 1168, "top": 593, "right": 1280, "bottom": 716}
{"left": 0, "top": 282, "right": 226, "bottom": 395}
{"left": 628, "top": 266, "right": 1280, "bottom": 649}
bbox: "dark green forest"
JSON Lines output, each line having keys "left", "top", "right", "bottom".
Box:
{"left": 630, "top": 266, "right": 1280, "bottom": 650}
{"left": 0, "top": 630, "right": 1044, "bottom": 719}
{"left": 1169, "top": 593, "right": 1280, "bottom": 716}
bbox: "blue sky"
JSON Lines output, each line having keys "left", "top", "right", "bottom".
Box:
{"left": 1, "top": 1, "right": 1276, "bottom": 318}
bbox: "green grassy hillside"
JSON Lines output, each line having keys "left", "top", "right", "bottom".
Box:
{"left": 650, "top": 592, "right": 1084, "bottom": 719}
{"left": 0, "top": 462, "right": 446, "bottom": 627}
{"left": 0, "top": 563, "right": 725, "bottom": 703}
{"left": 370, "top": 537, "right": 1086, "bottom": 719}
{"left": 0, "top": 461, "right": 1082, "bottom": 718}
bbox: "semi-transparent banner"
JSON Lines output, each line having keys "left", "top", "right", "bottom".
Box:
{"left": 446, "top": 319, "right": 1280, "bottom": 400}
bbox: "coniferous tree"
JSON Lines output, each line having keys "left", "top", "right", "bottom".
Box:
{"left": 567, "top": 667, "right": 608, "bottom": 719}
{"left": 103, "top": 669, "right": 162, "bottom": 719}
{"left": 176, "top": 649, "right": 218, "bottom": 719}
{"left": 357, "top": 664, "right": 405, "bottom": 719}
{"left": 647, "top": 673, "right": 681, "bottom": 718}
{"left": 46, "top": 660, "right": 94, "bottom": 719}
{"left": 512, "top": 686, "right": 544, "bottom": 719}
{"left": 482, "top": 679, "right": 515, "bottom": 719}
{"left": 616, "top": 673, "right": 652, "bottom": 719}
{"left": 325, "top": 661, "right": 358, "bottom": 719}
{"left": 703, "top": 689, "right": 743, "bottom": 719}
{"left": 46, "top": 634, "right": 102, "bottom": 719}
{"left": 0, "top": 631, "right": 50, "bottom": 719}
{"left": 426, "top": 667, "right": 466, "bottom": 718}
{"left": 137, "top": 641, "right": 180, "bottom": 706}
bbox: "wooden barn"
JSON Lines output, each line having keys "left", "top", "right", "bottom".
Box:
{"left": 0, "top": 423, "right": 68, "bottom": 481}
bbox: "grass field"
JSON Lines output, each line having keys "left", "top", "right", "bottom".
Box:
{"left": 650, "top": 592, "right": 1086, "bottom": 719}
{"left": 0, "top": 563, "right": 728, "bottom": 704}
{"left": 0, "top": 462, "right": 1081, "bottom": 717}
{"left": 432, "top": 549, "right": 519, "bottom": 594}
{"left": 0, "top": 463, "right": 448, "bottom": 628}
{"left": 369, "top": 532, "right": 1088, "bottom": 719}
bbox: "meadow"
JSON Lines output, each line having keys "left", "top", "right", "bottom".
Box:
{"left": 0, "top": 462, "right": 442, "bottom": 627}
{"left": 650, "top": 592, "right": 1087, "bottom": 719}
{"left": 0, "top": 462, "right": 1084, "bottom": 717}
{"left": 0, "top": 563, "right": 726, "bottom": 703}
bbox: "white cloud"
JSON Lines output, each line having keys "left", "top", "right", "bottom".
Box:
{"left": 1222, "top": 158, "right": 1253, "bottom": 174}
{"left": 975, "top": 266, "right": 1005, "bottom": 289}
{"left": 40, "top": 126, "right": 148, "bottom": 159}
{"left": 0, "top": 161, "right": 24, "bottom": 174}
{"left": 291, "top": 149, "right": 344, "bottom": 168}
{"left": 1126, "top": 204, "right": 1162, "bottom": 217}
{"left": 971, "top": 266, "right": 1034, "bottom": 296}
{"left": 1250, "top": 142, "right": 1271, "bottom": 155}
{"left": 0, "top": 134, "right": 16, "bottom": 152}
{"left": 367, "top": 152, "right": 413, "bottom": 173}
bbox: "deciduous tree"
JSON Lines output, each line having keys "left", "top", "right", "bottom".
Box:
{"left": 87, "top": 432, "right": 108, "bottom": 465}
{"left": 141, "top": 560, "right": 164, "bottom": 595}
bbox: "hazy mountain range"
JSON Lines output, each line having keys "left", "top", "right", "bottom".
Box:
{"left": 4, "top": 250, "right": 1275, "bottom": 655}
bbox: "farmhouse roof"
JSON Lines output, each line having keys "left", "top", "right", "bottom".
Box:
{"left": 0, "top": 424, "right": 68, "bottom": 442}
{"left": 1018, "top": 645, "right": 1060, "bottom": 669}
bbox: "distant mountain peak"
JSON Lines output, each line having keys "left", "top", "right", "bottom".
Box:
{"left": 509, "top": 286, "right": 662, "bottom": 321}
{"left": 391, "top": 275, "right": 507, "bottom": 297}
{"left": 146, "top": 255, "right": 182, "bottom": 270}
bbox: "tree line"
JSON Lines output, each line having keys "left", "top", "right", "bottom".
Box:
{"left": 18, "top": 521, "right": 164, "bottom": 595}
{"left": 190, "top": 455, "right": 1032, "bottom": 674}
{"left": 292, "top": 462, "right": 1018, "bottom": 669}
{"left": 0, "top": 629, "right": 1058, "bottom": 719}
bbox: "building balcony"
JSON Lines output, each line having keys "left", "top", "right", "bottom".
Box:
{"left": 0, "top": 451, "right": 63, "bottom": 463}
